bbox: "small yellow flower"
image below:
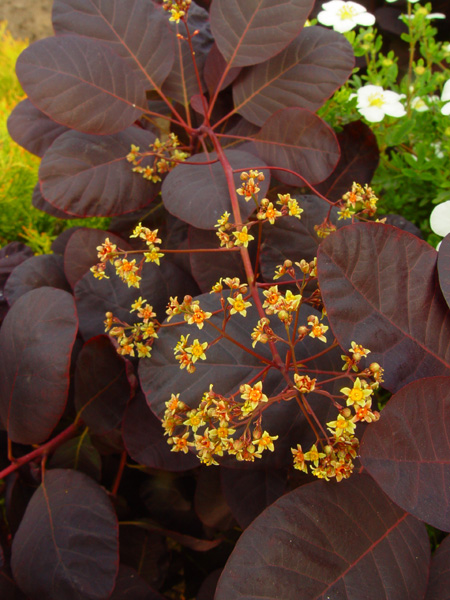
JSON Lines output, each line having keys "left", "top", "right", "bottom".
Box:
{"left": 186, "top": 339, "right": 208, "bottom": 362}
{"left": 186, "top": 305, "right": 212, "bottom": 329}
{"left": 227, "top": 294, "right": 252, "bottom": 317}
{"left": 327, "top": 415, "right": 356, "bottom": 437}
{"left": 232, "top": 226, "right": 254, "bottom": 248}
{"left": 255, "top": 431, "right": 278, "bottom": 452}
{"left": 144, "top": 248, "right": 164, "bottom": 265}
{"left": 293, "top": 374, "right": 316, "bottom": 393}
{"left": 287, "top": 198, "right": 303, "bottom": 219}
{"left": 304, "top": 444, "right": 326, "bottom": 467}
{"left": 292, "top": 444, "right": 308, "bottom": 473}
{"left": 340, "top": 377, "right": 373, "bottom": 407}
{"left": 136, "top": 343, "right": 152, "bottom": 358}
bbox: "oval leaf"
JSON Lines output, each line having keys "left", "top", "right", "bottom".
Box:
{"left": 7, "top": 98, "right": 69, "bottom": 157}
{"left": 253, "top": 108, "right": 340, "bottom": 185}
{"left": 0, "top": 288, "right": 78, "bottom": 444}
{"left": 39, "top": 127, "right": 158, "bottom": 217}
{"left": 210, "top": 0, "right": 314, "bottom": 68}
{"left": 161, "top": 150, "right": 269, "bottom": 229}
{"left": 11, "top": 469, "right": 119, "bottom": 600}
{"left": 16, "top": 35, "right": 146, "bottom": 134}
{"left": 75, "top": 336, "right": 132, "bottom": 435}
{"left": 317, "top": 222, "right": 450, "bottom": 392}
{"left": 437, "top": 232, "right": 450, "bottom": 310}
{"left": 315, "top": 120, "right": 380, "bottom": 201}
{"left": 4, "top": 254, "right": 71, "bottom": 306}
{"left": 233, "top": 26, "right": 354, "bottom": 126}
{"left": 215, "top": 473, "right": 430, "bottom": 600}
{"left": 52, "top": 0, "right": 174, "bottom": 89}
{"left": 360, "top": 376, "right": 450, "bottom": 532}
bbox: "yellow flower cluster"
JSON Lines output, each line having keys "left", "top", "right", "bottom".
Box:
{"left": 127, "top": 133, "right": 189, "bottom": 183}
{"left": 163, "top": 383, "right": 278, "bottom": 465}
{"left": 292, "top": 435, "right": 359, "bottom": 482}
{"left": 338, "top": 182, "right": 379, "bottom": 220}
{"left": 291, "top": 343, "right": 383, "bottom": 481}
{"left": 104, "top": 296, "right": 159, "bottom": 358}
{"left": 162, "top": 0, "right": 192, "bottom": 23}
{"left": 262, "top": 285, "right": 302, "bottom": 324}
{"left": 173, "top": 334, "right": 208, "bottom": 373}
{"left": 90, "top": 224, "right": 164, "bottom": 288}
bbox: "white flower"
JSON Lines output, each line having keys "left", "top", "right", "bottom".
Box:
{"left": 430, "top": 201, "right": 450, "bottom": 240}
{"left": 386, "top": 0, "right": 420, "bottom": 3}
{"left": 410, "top": 97, "right": 429, "bottom": 112}
{"left": 317, "top": 1, "right": 375, "bottom": 33}
{"left": 441, "top": 80, "right": 450, "bottom": 116}
{"left": 353, "top": 85, "right": 406, "bottom": 122}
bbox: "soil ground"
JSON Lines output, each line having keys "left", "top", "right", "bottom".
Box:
{"left": 1, "top": 0, "right": 53, "bottom": 42}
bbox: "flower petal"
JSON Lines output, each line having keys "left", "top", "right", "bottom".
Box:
{"left": 430, "top": 200, "right": 450, "bottom": 237}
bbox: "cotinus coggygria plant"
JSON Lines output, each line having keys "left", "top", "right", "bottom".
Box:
{"left": 1, "top": 0, "right": 450, "bottom": 598}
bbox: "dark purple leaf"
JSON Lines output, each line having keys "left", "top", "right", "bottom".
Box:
{"left": 161, "top": 149, "right": 269, "bottom": 229}
{"left": 194, "top": 467, "right": 235, "bottom": 530}
{"left": 233, "top": 27, "right": 354, "bottom": 126}
{"left": 0, "top": 288, "right": 78, "bottom": 444}
{"left": 7, "top": 99, "right": 69, "bottom": 157}
{"left": 39, "top": 127, "right": 158, "bottom": 217}
{"left": 52, "top": 227, "right": 84, "bottom": 255}
{"left": 74, "top": 336, "right": 132, "bottom": 435}
{"left": 32, "top": 183, "right": 74, "bottom": 220}
{"left": 11, "top": 469, "right": 119, "bottom": 600}
{"left": 425, "top": 533, "right": 450, "bottom": 600}
{"left": 48, "top": 433, "right": 102, "bottom": 481}
{"left": 161, "top": 2, "right": 212, "bottom": 105}
{"left": 74, "top": 259, "right": 198, "bottom": 341}
{"left": 203, "top": 42, "right": 242, "bottom": 97}
{"left": 64, "top": 228, "right": 130, "bottom": 289}
{"left": 221, "top": 467, "right": 286, "bottom": 528}
{"left": 188, "top": 226, "right": 247, "bottom": 292}
{"left": 52, "top": 0, "right": 174, "bottom": 89}
{"left": 215, "top": 473, "right": 430, "bottom": 600}
{"left": 315, "top": 121, "right": 379, "bottom": 201}
{"left": 122, "top": 392, "right": 198, "bottom": 471}
{"left": 110, "top": 566, "right": 165, "bottom": 600}
{"left": 0, "top": 243, "right": 34, "bottom": 289}
{"left": 16, "top": 35, "right": 146, "bottom": 134}
{"left": 437, "top": 233, "right": 450, "bottom": 310}
{"left": 210, "top": 0, "right": 313, "bottom": 68}
{"left": 360, "top": 376, "right": 450, "bottom": 532}
{"left": 317, "top": 222, "right": 450, "bottom": 392}
{"left": 253, "top": 108, "right": 340, "bottom": 185}
{"left": 4, "top": 254, "right": 71, "bottom": 306}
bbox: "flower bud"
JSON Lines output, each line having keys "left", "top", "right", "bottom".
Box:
{"left": 369, "top": 362, "right": 380, "bottom": 372}
{"left": 341, "top": 408, "right": 352, "bottom": 419}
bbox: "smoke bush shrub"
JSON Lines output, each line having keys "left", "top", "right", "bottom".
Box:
{"left": 1, "top": 0, "right": 450, "bottom": 598}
